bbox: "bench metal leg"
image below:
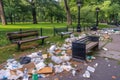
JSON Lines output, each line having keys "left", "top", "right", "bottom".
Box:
{"left": 41, "top": 39, "right": 44, "bottom": 45}
{"left": 94, "top": 44, "right": 99, "bottom": 50}
{"left": 17, "top": 43, "right": 21, "bottom": 50}
{"left": 61, "top": 34, "right": 63, "bottom": 38}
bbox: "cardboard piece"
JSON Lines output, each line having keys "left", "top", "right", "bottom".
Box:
{"left": 23, "top": 62, "right": 35, "bottom": 74}
{"left": 10, "top": 68, "right": 23, "bottom": 75}
{"left": 55, "top": 49, "right": 61, "bottom": 54}
{"left": 37, "top": 67, "right": 53, "bottom": 74}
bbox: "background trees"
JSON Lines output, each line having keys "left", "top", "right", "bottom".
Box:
{"left": 0, "top": 0, "right": 7, "bottom": 25}
{"left": 0, "top": 0, "right": 120, "bottom": 26}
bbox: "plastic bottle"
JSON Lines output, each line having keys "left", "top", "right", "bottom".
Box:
{"left": 23, "top": 68, "right": 29, "bottom": 80}
{"left": 32, "top": 68, "right": 38, "bottom": 80}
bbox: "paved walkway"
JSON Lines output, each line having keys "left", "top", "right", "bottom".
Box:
{"left": 41, "top": 32, "right": 120, "bottom": 80}
{"left": 99, "top": 34, "right": 120, "bottom": 61}
{"left": 37, "top": 34, "right": 120, "bottom": 80}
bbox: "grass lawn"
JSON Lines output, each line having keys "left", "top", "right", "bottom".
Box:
{"left": 0, "top": 22, "right": 109, "bottom": 64}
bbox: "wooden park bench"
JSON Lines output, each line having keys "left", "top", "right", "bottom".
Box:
{"left": 54, "top": 27, "right": 72, "bottom": 38}
{"left": 72, "top": 36, "right": 99, "bottom": 61}
{"left": 7, "top": 29, "right": 49, "bottom": 50}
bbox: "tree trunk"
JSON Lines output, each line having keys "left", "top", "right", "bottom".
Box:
{"left": 50, "top": 15, "right": 53, "bottom": 23}
{"left": 0, "top": 0, "right": 7, "bottom": 25}
{"left": 64, "top": 0, "right": 72, "bottom": 26}
{"left": 31, "top": 2, "right": 37, "bottom": 24}
{"left": 9, "top": 13, "right": 13, "bottom": 24}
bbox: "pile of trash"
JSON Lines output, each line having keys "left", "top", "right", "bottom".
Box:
{"left": 2, "top": 29, "right": 116, "bottom": 79}
{"left": 0, "top": 42, "right": 78, "bottom": 80}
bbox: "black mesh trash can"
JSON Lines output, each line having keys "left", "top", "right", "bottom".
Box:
{"left": 72, "top": 40, "right": 86, "bottom": 61}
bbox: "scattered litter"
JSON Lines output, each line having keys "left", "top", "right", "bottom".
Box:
{"left": 87, "top": 66, "right": 95, "bottom": 73}
{"left": 54, "top": 78, "right": 59, "bottom": 80}
{"left": 35, "top": 62, "right": 46, "bottom": 71}
{"left": 23, "top": 62, "right": 35, "bottom": 74}
{"left": 38, "top": 74, "right": 46, "bottom": 78}
{"left": 61, "top": 64, "right": 72, "bottom": 72}
{"left": 19, "top": 56, "right": 31, "bottom": 64}
{"left": 86, "top": 56, "right": 96, "bottom": 61}
{"left": 3, "top": 29, "right": 119, "bottom": 79}
{"left": 83, "top": 71, "right": 90, "bottom": 78}
{"left": 48, "top": 63, "right": 54, "bottom": 68}
{"left": 94, "top": 63, "right": 98, "bottom": 68}
{"left": 102, "top": 47, "right": 108, "bottom": 51}
{"left": 112, "top": 76, "right": 117, "bottom": 79}
{"left": 51, "top": 56, "right": 62, "bottom": 64}
{"left": 108, "top": 64, "right": 111, "bottom": 67}
{"left": 42, "top": 54, "right": 48, "bottom": 59}
{"left": 72, "top": 69, "right": 76, "bottom": 76}
{"left": 105, "top": 58, "right": 109, "bottom": 62}
{"left": 54, "top": 65, "right": 63, "bottom": 73}
{"left": 48, "top": 45, "right": 56, "bottom": 53}
{"left": 38, "top": 67, "right": 53, "bottom": 74}
{"left": 70, "top": 34, "right": 74, "bottom": 38}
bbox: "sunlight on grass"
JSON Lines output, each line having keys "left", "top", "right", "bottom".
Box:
{"left": 0, "top": 22, "right": 67, "bottom": 30}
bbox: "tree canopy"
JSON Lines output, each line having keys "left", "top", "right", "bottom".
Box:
{"left": 0, "top": 0, "right": 120, "bottom": 25}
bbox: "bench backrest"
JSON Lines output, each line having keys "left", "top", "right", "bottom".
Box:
{"left": 76, "top": 36, "right": 89, "bottom": 43}
{"left": 75, "top": 36, "right": 99, "bottom": 44}
{"left": 7, "top": 30, "right": 39, "bottom": 43}
{"left": 54, "top": 27, "right": 68, "bottom": 34}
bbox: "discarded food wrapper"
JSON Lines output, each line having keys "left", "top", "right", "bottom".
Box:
{"left": 49, "top": 45, "right": 56, "bottom": 52}
{"left": 35, "top": 62, "right": 46, "bottom": 71}
{"left": 27, "top": 52, "right": 39, "bottom": 58}
{"left": 42, "top": 54, "right": 48, "bottom": 59}
{"left": 0, "top": 69, "right": 10, "bottom": 79}
{"left": 83, "top": 70, "right": 90, "bottom": 78}
{"left": 87, "top": 66, "right": 95, "bottom": 73}
{"left": 61, "top": 65, "right": 72, "bottom": 72}
{"left": 6, "top": 60, "right": 22, "bottom": 70}
{"left": 51, "top": 56, "right": 63, "bottom": 64}
{"left": 48, "top": 63, "right": 54, "bottom": 68}
{"left": 61, "top": 51, "right": 66, "bottom": 55}
{"left": 54, "top": 65, "right": 63, "bottom": 73}
{"left": 38, "top": 74, "right": 46, "bottom": 78}
{"left": 61, "top": 55, "right": 71, "bottom": 62}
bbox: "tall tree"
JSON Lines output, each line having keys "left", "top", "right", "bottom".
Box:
{"left": 29, "top": 0, "right": 37, "bottom": 24}
{"left": 64, "top": 0, "right": 72, "bottom": 26}
{"left": 0, "top": 0, "right": 7, "bottom": 25}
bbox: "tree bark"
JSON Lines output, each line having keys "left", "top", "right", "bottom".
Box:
{"left": 9, "top": 13, "right": 13, "bottom": 24}
{"left": 0, "top": 0, "right": 7, "bottom": 25}
{"left": 31, "top": 2, "right": 37, "bottom": 24}
{"left": 64, "top": 0, "right": 72, "bottom": 26}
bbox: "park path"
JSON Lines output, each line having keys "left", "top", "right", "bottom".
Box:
{"left": 98, "top": 34, "right": 120, "bottom": 61}
{"left": 36, "top": 33, "right": 120, "bottom": 80}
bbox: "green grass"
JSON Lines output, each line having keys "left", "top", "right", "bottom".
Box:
{"left": 0, "top": 22, "right": 110, "bottom": 64}
{"left": 0, "top": 22, "right": 68, "bottom": 30}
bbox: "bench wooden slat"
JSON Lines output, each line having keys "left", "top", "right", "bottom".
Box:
{"left": 72, "top": 36, "right": 99, "bottom": 61}
{"left": 14, "top": 36, "right": 48, "bottom": 44}
{"left": 54, "top": 27, "right": 72, "bottom": 38}
{"left": 86, "top": 42, "right": 98, "bottom": 52}
{"left": 7, "top": 30, "right": 49, "bottom": 50}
